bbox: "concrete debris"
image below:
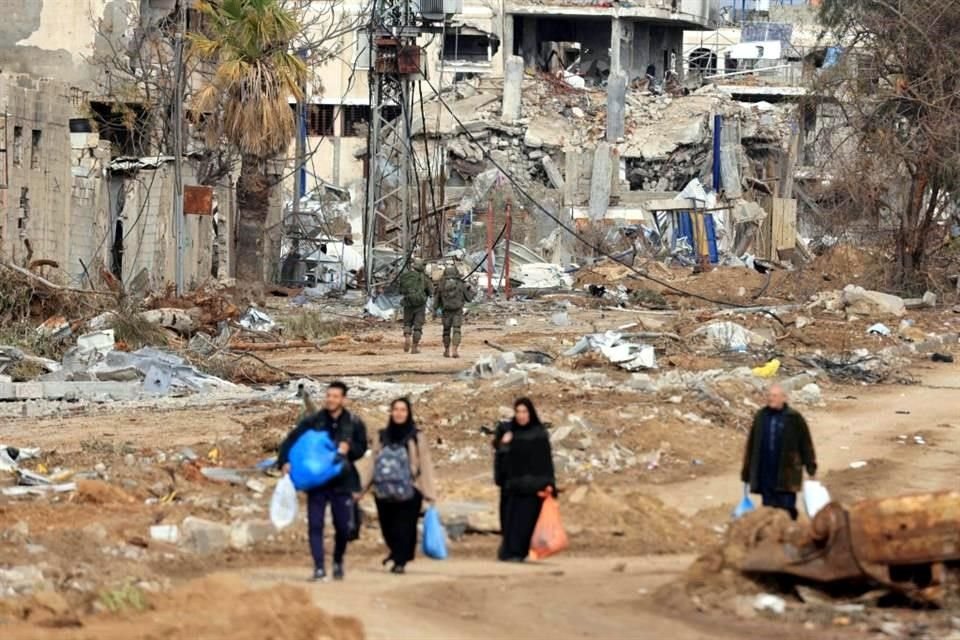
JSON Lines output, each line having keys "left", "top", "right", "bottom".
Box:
{"left": 509, "top": 263, "right": 573, "bottom": 289}
{"left": 229, "top": 520, "right": 274, "bottom": 550}
{"left": 2, "top": 483, "right": 77, "bottom": 497}
{"left": 75, "top": 328, "right": 113, "bottom": 351}
{"left": 0, "top": 565, "right": 47, "bottom": 596}
{"left": 149, "top": 524, "right": 180, "bottom": 544}
{"left": 694, "top": 322, "right": 770, "bottom": 352}
{"left": 565, "top": 331, "right": 656, "bottom": 371}
{"left": 841, "top": 285, "right": 906, "bottom": 318}
{"left": 200, "top": 467, "right": 246, "bottom": 485}
{"left": 180, "top": 517, "right": 231, "bottom": 555}
{"left": 793, "top": 383, "right": 823, "bottom": 405}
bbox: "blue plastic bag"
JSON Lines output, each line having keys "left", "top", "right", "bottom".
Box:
{"left": 732, "top": 483, "right": 755, "bottom": 519}
{"left": 422, "top": 506, "right": 448, "bottom": 560}
{"left": 288, "top": 429, "right": 343, "bottom": 491}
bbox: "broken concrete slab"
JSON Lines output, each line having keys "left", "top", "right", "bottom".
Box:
{"left": 542, "top": 155, "right": 565, "bottom": 190}
{"left": 842, "top": 285, "right": 906, "bottom": 318}
{"left": 0, "top": 381, "right": 140, "bottom": 402}
{"left": 229, "top": 520, "right": 274, "bottom": 550}
{"left": 180, "top": 517, "right": 231, "bottom": 555}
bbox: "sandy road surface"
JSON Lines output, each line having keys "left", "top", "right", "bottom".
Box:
{"left": 650, "top": 366, "right": 960, "bottom": 515}
{"left": 238, "top": 556, "right": 856, "bottom": 640}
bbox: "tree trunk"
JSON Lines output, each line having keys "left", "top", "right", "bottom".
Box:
{"left": 235, "top": 155, "right": 272, "bottom": 283}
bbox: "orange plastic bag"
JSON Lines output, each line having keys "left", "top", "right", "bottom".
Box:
{"left": 529, "top": 491, "right": 569, "bottom": 560}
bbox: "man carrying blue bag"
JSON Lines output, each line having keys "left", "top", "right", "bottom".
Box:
{"left": 278, "top": 381, "right": 368, "bottom": 582}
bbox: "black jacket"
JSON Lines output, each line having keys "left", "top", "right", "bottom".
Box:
{"left": 278, "top": 409, "right": 368, "bottom": 493}
{"left": 494, "top": 421, "right": 555, "bottom": 495}
{"left": 741, "top": 405, "right": 816, "bottom": 493}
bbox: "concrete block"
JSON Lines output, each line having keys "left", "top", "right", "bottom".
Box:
{"left": 180, "top": 517, "right": 231, "bottom": 555}
{"left": 229, "top": 520, "right": 274, "bottom": 550}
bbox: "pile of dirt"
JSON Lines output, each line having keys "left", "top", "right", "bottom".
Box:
{"left": 563, "top": 487, "right": 712, "bottom": 554}
{"left": 5, "top": 575, "right": 364, "bottom": 640}
{"left": 653, "top": 508, "right": 797, "bottom": 614}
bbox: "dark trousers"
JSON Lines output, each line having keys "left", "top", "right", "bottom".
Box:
{"left": 442, "top": 309, "right": 463, "bottom": 347}
{"left": 402, "top": 305, "right": 426, "bottom": 341}
{"left": 499, "top": 492, "right": 543, "bottom": 561}
{"left": 307, "top": 488, "right": 354, "bottom": 569}
{"left": 375, "top": 492, "right": 423, "bottom": 566}
{"left": 762, "top": 491, "right": 798, "bottom": 520}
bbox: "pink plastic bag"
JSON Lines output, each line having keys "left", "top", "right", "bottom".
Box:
{"left": 529, "top": 491, "right": 569, "bottom": 560}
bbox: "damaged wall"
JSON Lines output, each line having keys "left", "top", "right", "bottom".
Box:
{"left": 0, "top": 73, "right": 229, "bottom": 290}
{"left": 0, "top": 0, "right": 140, "bottom": 90}
{"left": 0, "top": 74, "right": 112, "bottom": 284}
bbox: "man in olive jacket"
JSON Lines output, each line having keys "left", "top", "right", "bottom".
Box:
{"left": 741, "top": 384, "right": 817, "bottom": 520}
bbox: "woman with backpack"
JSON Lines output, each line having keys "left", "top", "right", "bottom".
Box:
{"left": 361, "top": 397, "right": 436, "bottom": 574}
{"left": 493, "top": 398, "right": 556, "bottom": 562}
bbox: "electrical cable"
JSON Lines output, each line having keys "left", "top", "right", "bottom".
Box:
{"left": 418, "top": 71, "right": 755, "bottom": 309}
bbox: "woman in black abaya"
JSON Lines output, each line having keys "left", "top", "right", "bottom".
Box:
{"left": 494, "top": 398, "right": 555, "bottom": 562}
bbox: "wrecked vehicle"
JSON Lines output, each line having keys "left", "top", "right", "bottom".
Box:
{"left": 736, "top": 491, "right": 960, "bottom": 604}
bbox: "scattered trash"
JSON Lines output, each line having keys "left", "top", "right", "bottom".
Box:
{"left": 931, "top": 352, "right": 954, "bottom": 363}
{"left": 751, "top": 358, "right": 781, "bottom": 378}
{"left": 422, "top": 506, "right": 449, "bottom": 560}
{"left": 238, "top": 308, "right": 276, "bottom": 333}
{"left": 506, "top": 318, "right": 519, "bottom": 327}
{"left": 867, "top": 323, "right": 892, "bottom": 336}
{"left": 551, "top": 312, "right": 570, "bottom": 327}
{"left": 270, "top": 475, "right": 298, "bottom": 530}
{"left": 365, "top": 294, "right": 400, "bottom": 321}
{"left": 849, "top": 461, "right": 868, "bottom": 469}
{"left": 564, "top": 331, "right": 656, "bottom": 371}
{"left": 733, "top": 484, "right": 755, "bottom": 519}
{"left": 802, "top": 480, "right": 831, "bottom": 518}
{"left": 753, "top": 593, "right": 786, "bottom": 616}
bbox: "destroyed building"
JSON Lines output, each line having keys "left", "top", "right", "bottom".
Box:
{"left": 0, "top": 0, "right": 238, "bottom": 288}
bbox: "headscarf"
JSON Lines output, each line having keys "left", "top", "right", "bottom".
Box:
{"left": 385, "top": 397, "right": 416, "bottom": 444}
{"left": 512, "top": 397, "right": 542, "bottom": 429}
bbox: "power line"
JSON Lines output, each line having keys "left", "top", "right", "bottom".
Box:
{"left": 417, "top": 72, "right": 754, "bottom": 309}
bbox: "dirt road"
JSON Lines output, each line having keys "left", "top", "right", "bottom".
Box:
{"left": 651, "top": 365, "right": 960, "bottom": 515}
{"left": 238, "top": 556, "right": 851, "bottom": 640}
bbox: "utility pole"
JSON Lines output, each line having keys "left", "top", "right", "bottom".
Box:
{"left": 172, "top": 0, "right": 187, "bottom": 294}
{"left": 363, "top": 0, "right": 462, "bottom": 294}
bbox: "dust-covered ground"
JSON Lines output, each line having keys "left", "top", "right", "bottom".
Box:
{"left": 1, "top": 287, "right": 959, "bottom": 639}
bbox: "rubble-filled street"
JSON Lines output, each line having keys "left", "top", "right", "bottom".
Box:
{"left": 1, "top": 246, "right": 959, "bottom": 638}
{"left": 4, "top": 0, "right": 960, "bottom": 637}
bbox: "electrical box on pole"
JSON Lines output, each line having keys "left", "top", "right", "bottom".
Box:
{"left": 362, "top": 0, "right": 459, "bottom": 293}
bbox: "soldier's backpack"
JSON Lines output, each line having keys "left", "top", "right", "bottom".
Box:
{"left": 440, "top": 277, "right": 465, "bottom": 310}
{"left": 398, "top": 270, "right": 427, "bottom": 307}
{"left": 373, "top": 436, "right": 416, "bottom": 501}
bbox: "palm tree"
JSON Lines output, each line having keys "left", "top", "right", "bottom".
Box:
{"left": 190, "top": 0, "right": 307, "bottom": 283}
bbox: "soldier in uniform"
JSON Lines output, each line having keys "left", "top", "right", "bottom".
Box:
{"left": 397, "top": 259, "right": 432, "bottom": 354}
{"left": 436, "top": 265, "right": 474, "bottom": 358}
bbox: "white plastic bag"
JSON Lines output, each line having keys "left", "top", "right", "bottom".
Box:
{"left": 270, "top": 475, "right": 299, "bottom": 530}
{"left": 802, "top": 480, "right": 830, "bottom": 518}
